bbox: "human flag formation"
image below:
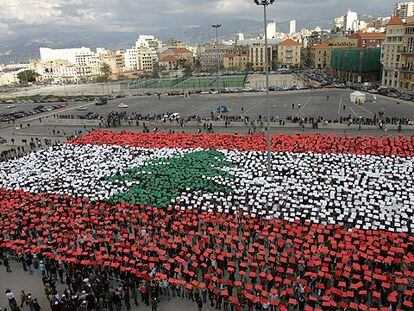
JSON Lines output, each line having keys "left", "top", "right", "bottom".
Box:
{"left": 0, "top": 131, "right": 413, "bottom": 310}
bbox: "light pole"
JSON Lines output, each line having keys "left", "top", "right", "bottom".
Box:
{"left": 212, "top": 24, "right": 222, "bottom": 98}
{"left": 254, "top": 0, "right": 275, "bottom": 177}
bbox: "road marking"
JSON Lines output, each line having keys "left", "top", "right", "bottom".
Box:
{"left": 338, "top": 98, "right": 342, "bottom": 115}
{"left": 350, "top": 107, "right": 359, "bottom": 118}
{"left": 353, "top": 103, "right": 374, "bottom": 116}
{"left": 244, "top": 98, "right": 266, "bottom": 114}
{"left": 294, "top": 97, "right": 312, "bottom": 118}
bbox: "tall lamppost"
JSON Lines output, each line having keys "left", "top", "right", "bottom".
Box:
{"left": 212, "top": 24, "right": 222, "bottom": 98}
{"left": 254, "top": 0, "right": 275, "bottom": 177}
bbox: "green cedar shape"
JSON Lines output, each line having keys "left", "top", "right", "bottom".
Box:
{"left": 108, "top": 149, "right": 235, "bottom": 207}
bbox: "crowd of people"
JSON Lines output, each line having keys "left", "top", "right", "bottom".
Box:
{"left": 0, "top": 146, "right": 29, "bottom": 162}
{"left": 55, "top": 109, "right": 412, "bottom": 131}
{"left": 0, "top": 132, "right": 413, "bottom": 311}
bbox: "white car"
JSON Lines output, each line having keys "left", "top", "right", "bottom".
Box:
{"left": 169, "top": 113, "right": 181, "bottom": 121}
{"left": 76, "top": 106, "right": 88, "bottom": 111}
{"left": 118, "top": 103, "right": 128, "bottom": 108}
{"left": 6, "top": 104, "right": 15, "bottom": 109}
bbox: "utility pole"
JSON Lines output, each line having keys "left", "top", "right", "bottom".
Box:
{"left": 212, "top": 24, "right": 222, "bottom": 100}
{"left": 254, "top": 0, "right": 276, "bottom": 177}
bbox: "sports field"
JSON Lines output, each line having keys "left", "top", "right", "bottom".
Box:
{"left": 128, "top": 75, "right": 246, "bottom": 90}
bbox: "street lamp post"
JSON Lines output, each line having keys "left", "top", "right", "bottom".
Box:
{"left": 254, "top": 0, "right": 275, "bottom": 177}
{"left": 212, "top": 24, "right": 222, "bottom": 99}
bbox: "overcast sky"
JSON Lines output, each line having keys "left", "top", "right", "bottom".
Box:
{"left": 0, "top": 0, "right": 394, "bottom": 37}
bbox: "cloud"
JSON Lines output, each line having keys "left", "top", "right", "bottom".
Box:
{"left": 0, "top": 22, "right": 12, "bottom": 35}
{"left": 0, "top": 0, "right": 395, "bottom": 36}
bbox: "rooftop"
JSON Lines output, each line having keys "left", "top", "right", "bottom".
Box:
{"left": 159, "top": 55, "right": 178, "bottom": 62}
{"left": 171, "top": 48, "right": 193, "bottom": 54}
{"left": 279, "top": 39, "right": 301, "bottom": 46}
{"left": 312, "top": 43, "right": 329, "bottom": 49}
{"left": 387, "top": 17, "right": 404, "bottom": 26}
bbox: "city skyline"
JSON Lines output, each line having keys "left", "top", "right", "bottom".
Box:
{"left": 0, "top": 0, "right": 393, "bottom": 39}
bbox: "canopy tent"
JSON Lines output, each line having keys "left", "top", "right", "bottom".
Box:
{"left": 350, "top": 91, "right": 366, "bottom": 104}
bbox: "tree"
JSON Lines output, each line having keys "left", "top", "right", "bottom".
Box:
{"left": 108, "top": 149, "right": 235, "bottom": 207}
{"left": 152, "top": 63, "right": 162, "bottom": 78}
{"left": 17, "top": 70, "right": 40, "bottom": 84}
{"left": 245, "top": 62, "right": 253, "bottom": 73}
{"left": 100, "top": 63, "right": 112, "bottom": 81}
{"left": 183, "top": 65, "right": 193, "bottom": 77}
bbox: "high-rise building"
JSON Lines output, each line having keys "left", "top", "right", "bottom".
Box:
{"left": 394, "top": 2, "right": 414, "bottom": 20}
{"left": 290, "top": 20, "right": 297, "bottom": 34}
{"left": 334, "top": 16, "right": 345, "bottom": 30}
{"left": 345, "top": 10, "right": 359, "bottom": 32}
{"left": 266, "top": 21, "right": 276, "bottom": 39}
{"left": 236, "top": 33, "right": 245, "bottom": 42}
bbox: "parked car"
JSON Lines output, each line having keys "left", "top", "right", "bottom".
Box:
{"left": 169, "top": 113, "right": 181, "bottom": 121}
{"left": 95, "top": 98, "right": 108, "bottom": 106}
{"left": 0, "top": 136, "right": 7, "bottom": 144}
{"left": 399, "top": 94, "right": 412, "bottom": 101}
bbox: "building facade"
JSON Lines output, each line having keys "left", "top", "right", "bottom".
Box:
{"left": 39, "top": 47, "right": 93, "bottom": 65}
{"left": 381, "top": 17, "right": 405, "bottom": 88}
{"left": 330, "top": 47, "right": 382, "bottom": 83}
{"left": 267, "top": 21, "right": 277, "bottom": 39}
{"left": 328, "top": 37, "right": 359, "bottom": 49}
{"left": 199, "top": 43, "right": 234, "bottom": 70}
{"left": 310, "top": 43, "right": 331, "bottom": 69}
{"left": 350, "top": 32, "right": 386, "bottom": 48}
{"left": 159, "top": 55, "right": 179, "bottom": 70}
{"left": 399, "top": 20, "right": 414, "bottom": 90}
{"left": 124, "top": 47, "right": 156, "bottom": 73}
{"left": 290, "top": 20, "right": 297, "bottom": 34}
{"left": 223, "top": 49, "right": 250, "bottom": 71}
{"left": 0, "top": 71, "right": 20, "bottom": 86}
{"left": 277, "top": 39, "right": 301, "bottom": 67}
{"left": 249, "top": 44, "right": 276, "bottom": 71}
{"left": 162, "top": 48, "right": 193, "bottom": 65}
{"left": 394, "top": 2, "right": 414, "bottom": 20}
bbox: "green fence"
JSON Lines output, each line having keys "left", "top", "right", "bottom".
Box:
{"left": 125, "top": 75, "right": 246, "bottom": 90}
{"left": 331, "top": 48, "right": 382, "bottom": 73}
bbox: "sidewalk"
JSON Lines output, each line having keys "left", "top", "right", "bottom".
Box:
{"left": 0, "top": 260, "right": 208, "bottom": 311}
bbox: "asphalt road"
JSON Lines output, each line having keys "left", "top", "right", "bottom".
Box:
{"left": 59, "top": 89, "right": 414, "bottom": 121}
{"left": 0, "top": 103, "right": 60, "bottom": 116}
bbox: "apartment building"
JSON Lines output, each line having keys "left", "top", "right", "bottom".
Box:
{"left": 381, "top": 17, "right": 405, "bottom": 88}
{"left": 399, "top": 19, "right": 414, "bottom": 90}
{"left": 277, "top": 39, "right": 301, "bottom": 67}
{"left": 394, "top": 2, "right": 414, "bottom": 20}
{"left": 249, "top": 44, "right": 276, "bottom": 71}
{"left": 309, "top": 43, "right": 331, "bottom": 69}
{"left": 350, "top": 32, "right": 386, "bottom": 48}
{"left": 199, "top": 43, "right": 234, "bottom": 70}
{"left": 223, "top": 48, "right": 250, "bottom": 71}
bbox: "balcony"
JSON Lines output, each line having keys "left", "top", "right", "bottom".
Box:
{"left": 399, "top": 65, "right": 414, "bottom": 72}
{"left": 401, "top": 47, "right": 414, "bottom": 54}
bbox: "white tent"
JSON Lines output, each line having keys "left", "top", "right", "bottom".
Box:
{"left": 350, "top": 91, "right": 366, "bottom": 104}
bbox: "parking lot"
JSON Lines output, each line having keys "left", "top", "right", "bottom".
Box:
{"left": 1, "top": 88, "right": 414, "bottom": 148}
{"left": 59, "top": 89, "right": 414, "bottom": 121}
